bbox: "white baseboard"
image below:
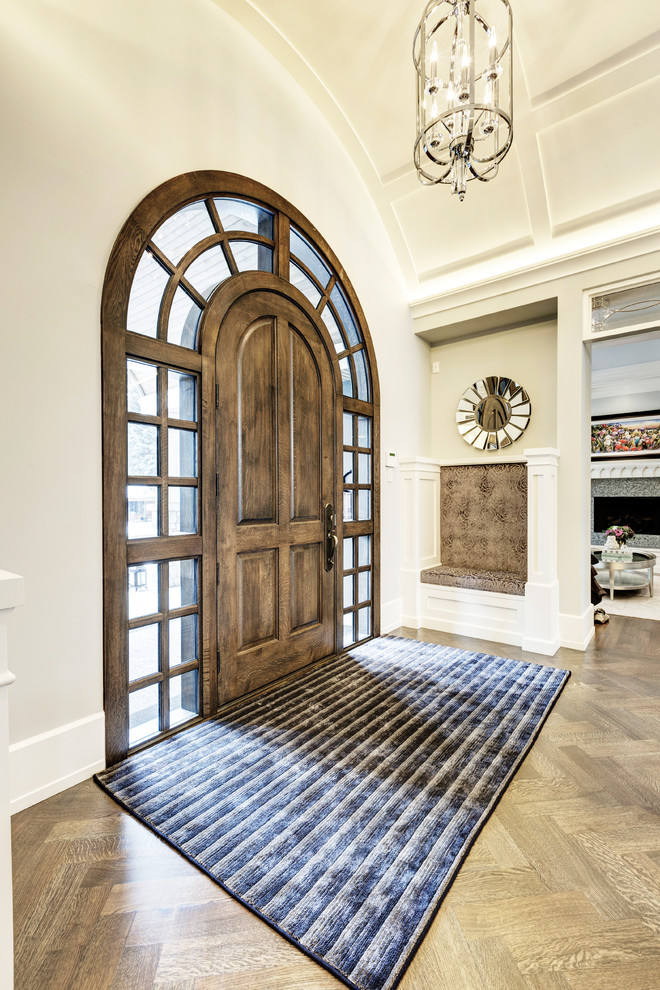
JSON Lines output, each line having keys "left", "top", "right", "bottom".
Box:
{"left": 9, "top": 712, "right": 105, "bottom": 815}
{"left": 559, "top": 606, "right": 595, "bottom": 652}
{"left": 380, "top": 598, "right": 403, "bottom": 634}
{"left": 521, "top": 632, "right": 562, "bottom": 656}
{"left": 418, "top": 583, "right": 525, "bottom": 650}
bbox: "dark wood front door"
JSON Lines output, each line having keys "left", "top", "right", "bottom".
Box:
{"left": 216, "top": 290, "right": 338, "bottom": 702}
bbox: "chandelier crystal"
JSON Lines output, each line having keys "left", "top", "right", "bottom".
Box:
{"left": 413, "top": 0, "right": 513, "bottom": 200}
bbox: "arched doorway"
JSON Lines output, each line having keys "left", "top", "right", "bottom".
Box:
{"left": 102, "top": 172, "right": 380, "bottom": 764}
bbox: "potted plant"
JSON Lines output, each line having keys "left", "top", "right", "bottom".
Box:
{"left": 604, "top": 525, "right": 635, "bottom": 548}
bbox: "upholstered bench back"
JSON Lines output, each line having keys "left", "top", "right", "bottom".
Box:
{"left": 420, "top": 463, "right": 528, "bottom": 596}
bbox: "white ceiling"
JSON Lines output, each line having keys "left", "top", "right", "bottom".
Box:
{"left": 216, "top": 1, "right": 660, "bottom": 301}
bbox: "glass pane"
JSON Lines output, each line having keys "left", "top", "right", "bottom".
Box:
{"left": 591, "top": 280, "right": 660, "bottom": 334}
{"left": 330, "top": 283, "right": 360, "bottom": 347}
{"left": 168, "top": 429, "right": 197, "bottom": 478}
{"left": 127, "top": 360, "right": 158, "bottom": 416}
{"left": 168, "top": 287, "right": 202, "bottom": 349}
{"left": 129, "top": 623, "right": 159, "bottom": 682}
{"left": 343, "top": 412, "right": 354, "bottom": 448}
{"left": 343, "top": 612, "right": 355, "bottom": 649}
{"left": 358, "top": 490, "right": 371, "bottom": 521}
{"left": 289, "top": 262, "right": 322, "bottom": 307}
{"left": 358, "top": 570, "right": 371, "bottom": 605}
{"left": 128, "top": 562, "right": 159, "bottom": 619}
{"left": 168, "top": 371, "right": 197, "bottom": 422}
{"left": 169, "top": 486, "right": 197, "bottom": 535}
{"left": 127, "top": 251, "right": 169, "bottom": 338}
{"left": 343, "top": 451, "right": 354, "bottom": 485}
{"left": 358, "top": 453, "right": 371, "bottom": 485}
{"left": 214, "top": 198, "right": 274, "bottom": 237}
{"left": 170, "top": 669, "right": 199, "bottom": 728}
{"left": 129, "top": 683, "right": 160, "bottom": 746}
{"left": 343, "top": 489, "right": 354, "bottom": 522}
{"left": 290, "top": 226, "right": 332, "bottom": 288}
{"left": 127, "top": 485, "right": 159, "bottom": 539}
{"left": 343, "top": 537, "right": 354, "bottom": 570}
{"left": 354, "top": 348, "right": 370, "bottom": 401}
{"left": 169, "top": 614, "right": 198, "bottom": 668}
{"left": 358, "top": 534, "right": 372, "bottom": 567}
{"left": 339, "top": 356, "right": 354, "bottom": 397}
{"left": 127, "top": 423, "right": 158, "bottom": 477}
{"left": 184, "top": 246, "right": 231, "bottom": 299}
{"left": 230, "top": 240, "right": 274, "bottom": 273}
{"left": 322, "top": 304, "right": 347, "bottom": 354}
{"left": 357, "top": 416, "right": 371, "bottom": 449}
{"left": 152, "top": 200, "right": 215, "bottom": 266}
{"left": 343, "top": 574, "right": 354, "bottom": 609}
{"left": 169, "top": 558, "right": 198, "bottom": 609}
{"left": 357, "top": 606, "right": 371, "bottom": 641}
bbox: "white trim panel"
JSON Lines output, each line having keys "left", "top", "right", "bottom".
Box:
{"left": 417, "top": 583, "right": 526, "bottom": 649}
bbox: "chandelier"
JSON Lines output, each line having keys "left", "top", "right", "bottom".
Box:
{"left": 413, "top": 0, "right": 513, "bottom": 200}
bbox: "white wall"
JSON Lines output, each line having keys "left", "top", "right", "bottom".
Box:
{"left": 430, "top": 322, "right": 558, "bottom": 460}
{"left": 0, "top": 0, "right": 429, "bottom": 808}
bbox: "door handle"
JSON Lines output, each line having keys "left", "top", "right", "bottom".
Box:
{"left": 324, "top": 503, "right": 338, "bottom": 571}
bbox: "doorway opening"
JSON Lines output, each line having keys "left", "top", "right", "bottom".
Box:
{"left": 590, "top": 326, "right": 660, "bottom": 623}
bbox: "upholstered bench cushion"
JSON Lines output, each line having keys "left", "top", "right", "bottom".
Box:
{"left": 420, "top": 565, "right": 526, "bottom": 597}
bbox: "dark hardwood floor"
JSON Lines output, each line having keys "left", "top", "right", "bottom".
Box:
{"left": 12, "top": 615, "right": 660, "bottom": 989}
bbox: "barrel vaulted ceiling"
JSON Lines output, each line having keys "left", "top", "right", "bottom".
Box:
{"left": 216, "top": 1, "right": 660, "bottom": 302}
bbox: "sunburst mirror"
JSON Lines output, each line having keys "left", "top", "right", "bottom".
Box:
{"left": 456, "top": 376, "right": 531, "bottom": 450}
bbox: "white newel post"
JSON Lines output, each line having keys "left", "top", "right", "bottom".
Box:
{"left": 1, "top": 569, "right": 23, "bottom": 990}
{"left": 400, "top": 459, "right": 441, "bottom": 627}
{"left": 523, "top": 450, "right": 560, "bottom": 655}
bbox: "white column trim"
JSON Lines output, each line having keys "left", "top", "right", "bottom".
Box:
{"left": 523, "top": 449, "right": 561, "bottom": 655}
{"left": 400, "top": 458, "right": 442, "bottom": 627}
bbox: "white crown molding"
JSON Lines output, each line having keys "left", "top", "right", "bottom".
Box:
{"left": 592, "top": 360, "right": 660, "bottom": 400}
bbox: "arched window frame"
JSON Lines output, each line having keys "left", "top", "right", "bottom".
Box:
{"left": 102, "top": 172, "right": 380, "bottom": 764}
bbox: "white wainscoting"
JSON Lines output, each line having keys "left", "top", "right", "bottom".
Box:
{"left": 414, "top": 583, "right": 525, "bottom": 647}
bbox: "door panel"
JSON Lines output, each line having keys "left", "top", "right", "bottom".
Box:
{"left": 217, "top": 291, "right": 337, "bottom": 703}
{"left": 290, "top": 543, "right": 322, "bottom": 632}
{"left": 237, "top": 549, "right": 279, "bottom": 650}
{"left": 238, "top": 319, "right": 277, "bottom": 523}
{"left": 290, "top": 329, "right": 321, "bottom": 521}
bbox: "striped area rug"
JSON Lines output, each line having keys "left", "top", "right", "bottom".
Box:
{"left": 96, "top": 636, "right": 569, "bottom": 990}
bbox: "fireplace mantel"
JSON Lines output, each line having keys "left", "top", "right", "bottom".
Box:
{"left": 591, "top": 458, "right": 660, "bottom": 480}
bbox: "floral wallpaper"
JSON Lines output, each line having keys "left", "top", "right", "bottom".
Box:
{"left": 440, "top": 463, "right": 527, "bottom": 573}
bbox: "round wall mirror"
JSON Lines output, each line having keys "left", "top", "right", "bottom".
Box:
{"left": 456, "top": 376, "right": 531, "bottom": 450}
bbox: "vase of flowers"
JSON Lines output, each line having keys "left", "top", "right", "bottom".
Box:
{"left": 605, "top": 525, "right": 635, "bottom": 548}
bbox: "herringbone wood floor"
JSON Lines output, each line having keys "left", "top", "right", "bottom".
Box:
{"left": 12, "top": 617, "right": 660, "bottom": 989}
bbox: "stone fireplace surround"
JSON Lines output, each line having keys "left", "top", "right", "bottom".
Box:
{"left": 591, "top": 459, "right": 660, "bottom": 553}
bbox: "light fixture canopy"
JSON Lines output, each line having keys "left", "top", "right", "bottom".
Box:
{"left": 413, "top": 0, "right": 513, "bottom": 200}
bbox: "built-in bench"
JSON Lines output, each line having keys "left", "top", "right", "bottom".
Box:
{"left": 421, "top": 462, "right": 528, "bottom": 594}
{"left": 399, "top": 452, "right": 560, "bottom": 656}
{"left": 420, "top": 565, "right": 526, "bottom": 596}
